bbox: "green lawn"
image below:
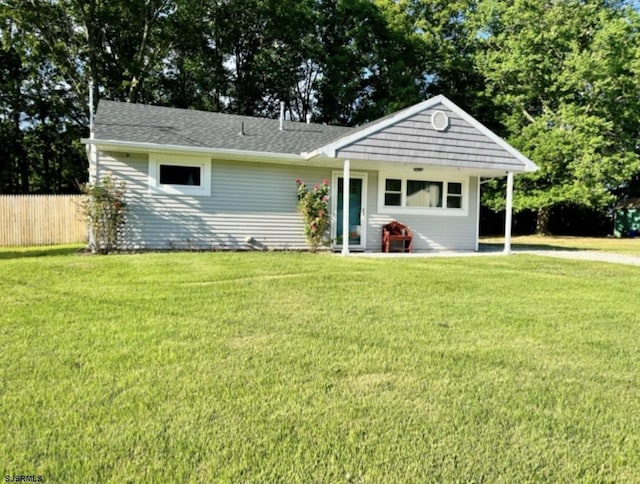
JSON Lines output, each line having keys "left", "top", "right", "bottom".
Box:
{"left": 1, "top": 249, "right": 639, "bottom": 482}
{"left": 482, "top": 234, "right": 640, "bottom": 255}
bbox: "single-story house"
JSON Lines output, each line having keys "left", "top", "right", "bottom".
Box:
{"left": 82, "top": 95, "right": 537, "bottom": 253}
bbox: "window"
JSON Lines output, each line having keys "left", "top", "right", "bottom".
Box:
{"left": 446, "top": 182, "right": 462, "bottom": 208}
{"left": 159, "top": 164, "right": 201, "bottom": 186}
{"left": 406, "top": 180, "right": 443, "bottom": 207}
{"left": 149, "top": 153, "right": 211, "bottom": 196}
{"left": 384, "top": 178, "right": 402, "bottom": 206}
{"left": 378, "top": 175, "right": 467, "bottom": 215}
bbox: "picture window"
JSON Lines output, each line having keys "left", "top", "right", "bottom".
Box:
{"left": 380, "top": 176, "right": 465, "bottom": 213}
{"left": 148, "top": 154, "right": 211, "bottom": 196}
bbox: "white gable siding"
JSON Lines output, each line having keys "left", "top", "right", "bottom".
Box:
{"left": 336, "top": 103, "right": 523, "bottom": 172}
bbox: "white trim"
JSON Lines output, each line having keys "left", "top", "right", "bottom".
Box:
{"left": 148, "top": 153, "right": 211, "bottom": 197}
{"left": 86, "top": 142, "right": 98, "bottom": 183}
{"left": 504, "top": 172, "right": 514, "bottom": 254}
{"left": 82, "top": 138, "right": 302, "bottom": 162}
{"left": 300, "top": 148, "right": 323, "bottom": 159}
{"left": 376, "top": 171, "right": 469, "bottom": 217}
{"left": 341, "top": 161, "right": 350, "bottom": 255}
{"left": 431, "top": 110, "right": 449, "bottom": 131}
{"left": 475, "top": 176, "right": 481, "bottom": 251}
{"left": 331, "top": 169, "right": 368, "bottom": 252}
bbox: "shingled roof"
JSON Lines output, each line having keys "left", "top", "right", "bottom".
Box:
{"left": 93, "top": 100, "right": 353, "bottom": 155}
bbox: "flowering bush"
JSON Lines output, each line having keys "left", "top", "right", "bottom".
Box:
{"left": 81, "top": 172, "right": 127, "bottom": 254}
{"left": 296, "top": 178, "right": 330, "bottom": 252}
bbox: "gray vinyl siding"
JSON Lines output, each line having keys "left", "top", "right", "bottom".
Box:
{"left": 98, "top": 151, "right": 478, "bottom": 252}
{"left": 98, "top": 152, "right": 330, "bottom": 250}
{"left": 336, "top": 103, "right": 523, "bottom": 172}
{"left": 366, "top": 176, "right": 478, "bottom": 251}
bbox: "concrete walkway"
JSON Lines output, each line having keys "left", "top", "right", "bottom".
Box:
{"left": 349, "top": 247, "right": 640, "bottom": 266}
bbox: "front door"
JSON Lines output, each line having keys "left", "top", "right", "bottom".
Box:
{"left": 332, "top": 172, "right": 367, "bottom": 250}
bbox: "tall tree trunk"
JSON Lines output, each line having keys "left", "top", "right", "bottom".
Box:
{"left": 536, "top": 206, "right": 552, "bottom": 235}
{"left": 12, "top": 109, "right": 29, "bottom": 193}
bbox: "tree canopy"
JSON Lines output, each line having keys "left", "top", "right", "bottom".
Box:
{"left": 1, "top": 0, "right": 639, "bottom": 235}
{"left": 473, "top": 0, "right": 640, "bottom": 232}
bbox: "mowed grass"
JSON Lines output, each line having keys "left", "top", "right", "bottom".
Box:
{"left": 1, "top": 250, "right": 639, "bottom": 482}
{"left": 483, "top": 234, "right": 640, "bottom": 255}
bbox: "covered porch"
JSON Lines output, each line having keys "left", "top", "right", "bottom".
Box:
{"left": 302, "top": 95, "right": 536, "bottom": 255}
{"left": 330, "top": 161, "right": 517, "bottom": 255}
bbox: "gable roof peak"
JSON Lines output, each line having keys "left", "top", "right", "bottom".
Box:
{"left": 305, "top": 94, "right": 537, "bottom": 173}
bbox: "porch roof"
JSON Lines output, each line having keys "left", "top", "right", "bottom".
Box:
{"left": 304, "top": 95, "right": 537, "bottom": 173}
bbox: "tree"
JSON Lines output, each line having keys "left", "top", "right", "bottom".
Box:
{"left": 394, "top": 1, "right": 485, "bottom": 106}
{"left": 148, "top": 0, "right": 229, "bottom": 111}
{"left": 213, "top": 0, "right": 320, "bottom": 118}
{"left": 472, "top": 0, "right": 640, "bottom": 233}
{"left": 6, "top": 0, "right": 177, "bottom": 105}
{"left": 0, "top": 13, "right": 29, "bottom": 193}
{"left": 314, "top": 0, "right": 427, "bottom": 126}
{"left": 0, "top": 0, "right": 177, "bottom": 194}
{"left": 0, "top": 3, "right": 88, "bottom": 194}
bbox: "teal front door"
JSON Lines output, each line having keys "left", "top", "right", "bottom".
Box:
{"left": 333, "top": 173, "right": 367, "bottom": 249}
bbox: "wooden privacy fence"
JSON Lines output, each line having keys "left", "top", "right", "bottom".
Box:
{"left": 0, "top": 195, "right": 87, "bottom": 247}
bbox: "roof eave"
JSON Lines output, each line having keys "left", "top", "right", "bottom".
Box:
{"left": 301, "top": 148, "right": 335, "bottom": 160}
{"left": 81, "top": 138, "right": 303, "bottom": 161}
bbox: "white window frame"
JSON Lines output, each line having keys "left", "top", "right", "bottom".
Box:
{"left": 377, "top": 172, "right": 469, "bottom": 216}
{"left": 148, "top": 153, "right": 211, "bottom": 196}
{"left": 330, "top": 170, "right": 368, "bottom": 251}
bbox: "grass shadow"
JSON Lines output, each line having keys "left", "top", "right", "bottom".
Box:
{"left": 479, "top": 242, "right": 583, "bottom": 252}
{"left": 0, "top": 245, "right": 86, "bottom": 260}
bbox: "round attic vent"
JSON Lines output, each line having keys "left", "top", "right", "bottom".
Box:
{"left": 431, "top": 110, "right": 449, "bottom": 131}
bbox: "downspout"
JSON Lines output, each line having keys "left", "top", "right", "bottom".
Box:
{"left": 88, "top": 79, "right": 98, "bottom": 182}
{"left": 86, "top": 79, "right": 97, "bottom": 251}
{"left": 342, "top": 159, "right": 350, "bottom": 255}
{"left": 504, "top": 172, "right": 514, "bottom": 254}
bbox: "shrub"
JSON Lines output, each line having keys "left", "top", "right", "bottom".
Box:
{"left": 81, "top": 172, "right": 127, "bottom": 254}
{"left": 296, "top": 179, "right": 330, "bottom": 252}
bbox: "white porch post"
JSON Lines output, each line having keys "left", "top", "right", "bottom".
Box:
{"left": 475, "top": 176, "right": 481, "bottom": 252}
{"left": 341, "top": 159, "right": 350, "bottom": 255}
{"left": 504, "top": 171, "right": 514, "bottom": 254}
